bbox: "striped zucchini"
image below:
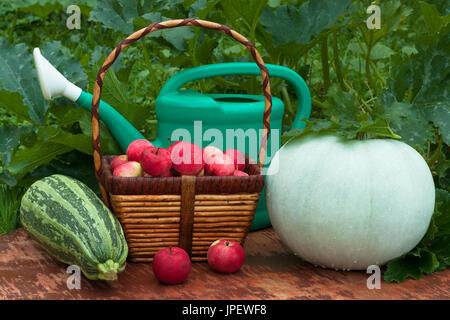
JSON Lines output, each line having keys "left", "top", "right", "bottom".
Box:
{"left": 20, "top": 174, "right": 128, "bottom": 281}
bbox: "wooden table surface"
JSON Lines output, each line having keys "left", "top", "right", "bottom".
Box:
{"left": 0, "top": 227, "right": 448, "bottom": 300}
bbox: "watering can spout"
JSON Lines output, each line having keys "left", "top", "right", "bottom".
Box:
{"left": 33, "top": 48, "right": 146, "bottom": 152}
{"left": 33, "top": 48, "right": 82, "bottom": 101}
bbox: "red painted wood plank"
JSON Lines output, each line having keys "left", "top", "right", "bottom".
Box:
{"left": 0, "top": 228, "right": 448, "bottom": 300}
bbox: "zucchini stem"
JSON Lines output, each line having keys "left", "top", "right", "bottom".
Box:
{"left": 97, "top": 259, "right": 119, "bottom": 281}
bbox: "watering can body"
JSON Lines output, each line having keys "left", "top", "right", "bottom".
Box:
{"left": 152, "top": 62, "right": 311, "bottom": 230}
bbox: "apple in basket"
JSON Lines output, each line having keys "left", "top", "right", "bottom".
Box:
{"left": 140, "top": 147, "right": 172, "bottom": 177}
{"left": 113, "top": 161, "right": 143, "bottom": 177}
{"left": 224, "top": 149, "right": 246, "bottom": 171}
{"left": 205, "top": 153, "right": 235, "bottom": 176}
{"left": 110, "top": 154, "right": 128, "bottom": 171}
{"left": 152, "top": 247, "right": 192, "bottom": 284}
{"left": 126, "top": 139, "right": 153, "bottom": 162}
{"left": 207, "top": 239, "right": 245, "bottom": 273}
{"left": 233, "top": 170, "right": 248, "bottom": 176}
{"left": 169, "top": 141, "right": 204, "bottom": 175}
{"left": 203, "top": 145, "right": 223, "bottom": 164}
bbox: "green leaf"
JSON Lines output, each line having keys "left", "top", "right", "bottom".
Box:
{"left": 48, "top": 105, "right": 87, "bottom": 127}
{"left": 357, "top": 119, "right": 401, "bottom": 139}
{"left": 384, "top": 254, "right": 425, "bottom": 283}
{"left": 20, "top": 150, "right": 100, "bottom": 195}
{"left": 423, "top": 103, "right": 450, "bottom": 146}
{"left": 195, "top": 34, "right": 219, "bottom": 65}
{"left": 370, "top": 43, "right": 396, "bottom": 60}
{"left": 430, "top": 235, "right": 450, "bottom": 265}
{"left": 0, "top": 184, "right": 24, "bottom": 236}
{"left": 89, "top": 0, "right": 153, "bottom": 34}
{"left": 363, "top": 0, "right": 413, "bottom": 44}
{"left": 0, "top": 124, "right": 33, "bottom": 165}
{"left": 7, "top": 142, "right": 71, "bottom": 179}
{"left": 384, "top": 249, "right": 440, "bottom": 283}
{"left": 419, "top": 250, "right": 441, "bottom": 274}
{"left": 405, "top": 27, "right": 449, "bottom": 106}
{"left": 140, "top": 12, "right": 195, "bottom": 51}
{"left": 10, "top": 0, "right": 63, "bottom": 19}
{"left": 376, "top": 91, "right": 434, "bottom": 150}
{"left": 99, "top": 68, "right": 152, "bottom": 131}
{"left": 38, "top": 126, "right": 92, "bottom": 155}
{"left": 434, "top": 189, "right": 450, "bottom": 238}
{"left": 420, "top": 1, "right": 448, "bottom": 34}
{"left": 0, "top": 39, "right": 48, "bottom": 124}
{"left": 260, "top": 0, "right": 351, "bottom": 45}
{"left": 0, "top": 170, "right": 17, "bottom": 187}
{"left": 281, "top": 119, "right": 341, "bottom": 144}
{"left": 219, "top": 0, "right": 267, "bottom": 37}
{"left": 401, "top": 45, "right": 418, "bottom": 56}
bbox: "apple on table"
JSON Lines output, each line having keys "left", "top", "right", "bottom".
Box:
{"left": 152, "top": 246, "right": 191, "bottom": 285}
{"left": 207, "top": 239, "right": 245, "bottom": 273}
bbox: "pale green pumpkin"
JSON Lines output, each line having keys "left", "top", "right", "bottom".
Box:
{"left": 266, "top": 134, "right": 435, "bottom": 270}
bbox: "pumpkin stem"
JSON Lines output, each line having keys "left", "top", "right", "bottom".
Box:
{"left": 356, "top": 132, "right": 373, "bottom": 140}
{"left": 97, "top": 259, "right": 119, "bottom": 281}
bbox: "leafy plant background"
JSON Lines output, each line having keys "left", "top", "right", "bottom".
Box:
{"left": 0, "top": 0, "right": 448, "bottom": 283}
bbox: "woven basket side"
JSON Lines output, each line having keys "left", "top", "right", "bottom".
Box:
{"left": 110, "top": 192, "right": 260, "bottom": 262}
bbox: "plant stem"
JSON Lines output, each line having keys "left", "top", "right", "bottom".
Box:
{"left": 190, "top": 29, "right": 206, "bottom": 92}
{"left": 356, "top": 132, "right": 374, "bottom": 140}
{"left": 96, "top": 23, "right": 105, "bottom": 46}
{"left": 427, "top": 135, "right": 443, "bottom": 167}
{"left": 332, "top": 30, "right": 345, "bottom": 91}
{"left": 281, "top": 86, "right": 294, "bottom": 119}
{"left": 7, "top": 11, "right": 18, "bottom": 43}
{"left": 312, "top": 98, "right": 327, "bottom": 110}
{"left": 369, "top": 60, "right": 386, "bottom": 87}
{"left": 140, "top": 40, "right": 158, "bottom": 88}
{"left": 320, "top": 35, "right": 330, "bottom": 93}
{"left": 365, "top": 32, "right": 377, "bottom": 96}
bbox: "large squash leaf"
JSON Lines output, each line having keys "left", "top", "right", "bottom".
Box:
{"left": 0, "top": 125, "right": 33, "bottom": 165}
{"left": 140, "top": 12, "right": 195, "bottom": 51}
{"left": 259, "top": 0, "right": 352, "bottom": 45}
{"left": 88, "top": 0, "right": 153, "bottom": 35}
{"left": 7, "top": 142, "right": 72, "bottom": 179}
{"left": 0, "top": 40, "right": 48, "bottom": 124}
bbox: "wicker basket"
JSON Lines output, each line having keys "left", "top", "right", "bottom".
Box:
{"left": 91, "top": 19, "right": 273, "bottom": 262}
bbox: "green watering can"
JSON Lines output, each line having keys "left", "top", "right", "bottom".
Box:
{"left": 33, "top": 48, "right": 311, "bottom": 231}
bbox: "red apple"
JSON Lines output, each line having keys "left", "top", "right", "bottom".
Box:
{"left": 224, "top": 149, "right": 246, "bottom": 171}
{"left": 113, "top": 161, "right": 143, "bottom": 177}
{"left": 126, "top": 139, "right": 153, "bottom": 162}
{"left": 203, "top": 146, "right": 223, "bottom": 164}
{"left": 140, "top": 147, "right": 172, "bottom": 177}
{"left": 152, "top": 247, "right": 191, "bottom": 284}
{"left": 233, "top": 170, "right": 249, "bottom": 176}
{"left": 205, "top": 153, "right": 235, "bottom": 176}
{"left": 167, "top": 140, "right": 182, "bottom": 154}
{"left": 160, "top": 170, "right": 173, "bottom": 177}
{"left": 207, "top": 239, "right": 245, "bottom": 273}
{"left": 110, "top": 155, "right": 128, "bottom": 171}
{"left": 170, "top": 141, "right": 204, "bottom": 175}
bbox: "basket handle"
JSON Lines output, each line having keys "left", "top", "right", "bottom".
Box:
{"left": 91, "top": 19, "right": 272, "bottom": 179}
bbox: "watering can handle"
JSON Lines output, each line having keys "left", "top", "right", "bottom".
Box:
{"left": 160, "top": 62, "right": 311, "bottom": 129}
{"left": 91, "top": 19, "right": 273, "bottom": 185}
